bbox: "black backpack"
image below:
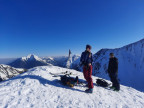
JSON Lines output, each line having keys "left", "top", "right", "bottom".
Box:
{"left": 0, "top": 77, "right": 3, "bottom": 82}
{"left": 96, "top": 79, "right": 109, "bottom": 87}
{"left": 60, "top": 75, "right": 79, "bottom": 87}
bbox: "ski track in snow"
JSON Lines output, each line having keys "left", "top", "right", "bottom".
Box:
{"left": 0, "top": 66, "right": 144, "bottom": 108}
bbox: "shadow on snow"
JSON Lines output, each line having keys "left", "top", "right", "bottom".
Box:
{"left": 4, "top": 75, "right": 85, "bottom": 93}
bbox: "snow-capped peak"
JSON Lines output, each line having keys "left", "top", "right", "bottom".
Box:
{"left": 47, "top": 57, "right": 54, "bottom": 61}
{"left": 21, "top": 54, "right": 42, "bottom": 61}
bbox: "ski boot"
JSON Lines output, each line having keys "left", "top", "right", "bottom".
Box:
{"left": 110, "top": 86, "right": 116, "bottom": 90}
{"left": 85, "top": 88, "right": 93, "bottom": 93}
{"left": 113, "top": 88, "right": 120, "bottom": 92}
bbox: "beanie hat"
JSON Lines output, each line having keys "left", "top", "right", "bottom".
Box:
{"left": 110, "top": 53, "right": 114, "bottom": 56}
{"left": 86, "top": 44, "right": 92, "bottom": 49}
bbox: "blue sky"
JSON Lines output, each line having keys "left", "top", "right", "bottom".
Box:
{"left": 0, "top": 0, "right": 144, "bottom": 58}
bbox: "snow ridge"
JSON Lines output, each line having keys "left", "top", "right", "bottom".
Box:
{"left": 92, "top": 38, "right": 144, "bottom": 92}
{"left": 0, "top": 64, "right": 25, "bottom": 80}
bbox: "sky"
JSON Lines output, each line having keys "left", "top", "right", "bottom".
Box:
{"left": 0, "top": 0, "right": 144, "bottom": 58}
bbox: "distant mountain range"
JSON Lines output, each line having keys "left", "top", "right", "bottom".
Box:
{"left": 9, "top": 54, "right": 51, "bottom": 69}
{"left": 42, "top": 55, "right": 80, "bottom": 69}
{"left": 1, "top": 54, "right": 80, "bottom": 70}
{"left": 42, "top": 56, "right": 68, "bottom": 67}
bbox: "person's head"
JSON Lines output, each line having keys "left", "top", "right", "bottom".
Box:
{"left": 109, "top": 53, "right": 114, "bottom": 58}
{"left": 86, "top": 44, "right": 92, "bottom": 52}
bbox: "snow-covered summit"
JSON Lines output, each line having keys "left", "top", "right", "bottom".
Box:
{"left": 21, "top": 54, "right": 42, "bottom": 61}
{"left": 0, "top": 66, "right": 144, "bottom": 108}
{"left": 9, "top": 54, "right": 50, "bottom": 69}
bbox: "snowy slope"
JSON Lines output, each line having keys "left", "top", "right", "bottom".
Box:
{"left": 9, "top": 54, "right": 51, "bottom": 69}
{"left": 92, "top": 38, "right": 144, "bottom": 92}
{"left": 0, "top": 66, "right": 144, "bottom": 108}
{"left": 0, "top": 64, "right": 26, "bottom": 80}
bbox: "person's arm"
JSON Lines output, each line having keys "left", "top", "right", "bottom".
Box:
{"left": 91, "top": 54, "right": 93, "bottom": 63}
{"left": 80, "top": 52, "right": 84, "bottom": 66}
{"left": 113, "top": 58, "right": 118, "bottom": 73}
{"left": 91, "top": 53, "right": 93, "bottom": 65}
{"left": 108, "top": 60, "right": 110, "bottom": 73}
{"left": 115, "top": 59, "right": 118, "bottom": 72}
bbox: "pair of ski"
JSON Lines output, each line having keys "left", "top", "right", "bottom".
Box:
{"left": 50, "top": 71, "right": 85, "bottom": 86}
{"left": 49, "top": 71, "right": 77, "bottom": 77}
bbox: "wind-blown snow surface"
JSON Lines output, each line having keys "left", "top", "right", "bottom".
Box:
{"left": 0, "top": 66, "right": 144, "bottom": 108}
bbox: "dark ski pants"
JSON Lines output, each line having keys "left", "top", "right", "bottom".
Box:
{"left": 109, "top": 73, "right": 120, "bottom": 90}
{"left": 83, "top": 65, "right": 94, "bottom": 89}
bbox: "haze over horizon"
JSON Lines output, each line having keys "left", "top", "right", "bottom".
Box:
{"left": 0, "top": 38, "right": 144, "bottom": 59}
{"left": 0, "top": 0, "right": 144, "bottom": 58}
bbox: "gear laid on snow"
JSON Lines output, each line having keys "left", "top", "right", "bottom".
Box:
{"left": 96, "top": 79, "right": 110, "bottom": 88}
{"left": 0, "top": 77, "right": 3, "bottom": 82}
{"left": 49, "top": 71, "right": 77, "bottom": 77}
{"left": 96, "top": 79, "right": 120, "bottom": 92}
{"left": 60, "top": 75, "right": 79, "bottom": 88}
{"left": 50, "top": 71, "right": 84, "bottom": 88}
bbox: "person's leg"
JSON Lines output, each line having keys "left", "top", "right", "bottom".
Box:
{"left": 85, "top": 65, "right": 93, "bottom": 93}
{"left": 114, "top": 73, "right": 120, "bottom": 90}
{"left": 83, "top": 66, "right": 88, "bottom": 82}
{"left": 110, "top": 73, "right": 120, "bottom": 90}
{"left": 87, "top": 65, "right": 94, "bottom": 89}
{"left": 109, "top": 73, "right": 114, "bottom": 87}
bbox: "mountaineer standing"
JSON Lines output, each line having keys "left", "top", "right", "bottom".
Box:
{"left": 80, "top": 45, "right": 94, "bottom": 93}
{"left": 108, "top": 53, "right": 120, "bottom": 91}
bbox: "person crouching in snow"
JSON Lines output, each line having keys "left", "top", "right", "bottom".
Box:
{"left": 80, "top": 45, "right": 94, "bottom": 93}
